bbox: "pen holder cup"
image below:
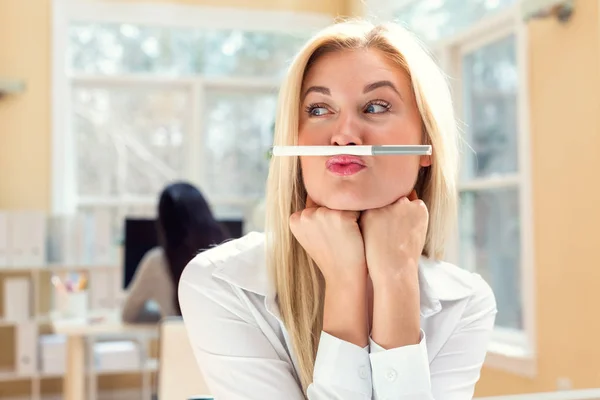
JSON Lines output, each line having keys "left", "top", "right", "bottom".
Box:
{"left": 55, "top": 290, "right": 89, "bottom": 320}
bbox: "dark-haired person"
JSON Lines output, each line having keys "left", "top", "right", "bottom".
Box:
{"left": 121, "top": 182, "right": 229, "bottom": 322}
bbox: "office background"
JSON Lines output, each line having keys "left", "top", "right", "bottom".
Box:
{"left": 1, "top": 0, "right": 599, "bottom": 398}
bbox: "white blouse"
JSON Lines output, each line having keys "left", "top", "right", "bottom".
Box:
{"left": 121, "top": 247, "right": 176, "bottom": 322}
{"left": 178, "top": 232, "right": 497, "bottom": 400}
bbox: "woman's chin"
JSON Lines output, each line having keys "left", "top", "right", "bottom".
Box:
{"left": 321, "top": 195, "right": 393, "bottom": 212}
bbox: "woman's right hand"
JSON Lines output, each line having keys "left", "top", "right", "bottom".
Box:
{"left": 289, "top": 196, "right": 367, "bottom": 285}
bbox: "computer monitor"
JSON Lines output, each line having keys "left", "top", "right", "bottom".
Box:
{"left": 123, "top": 217, "right": 243, "bottom": 289}
{"left": 219, "top": 219, "right": 244, "bottom": 239}
{"left": 123, "top": 218, "right": 159, "bottom": 290}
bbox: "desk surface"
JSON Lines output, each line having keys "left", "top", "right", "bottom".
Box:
{"left": 51, "top": 310, "right": 157, "bottom": 336}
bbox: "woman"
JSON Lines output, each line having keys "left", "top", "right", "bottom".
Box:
{"left": 121, "top": 181, "right": 228, "bottom": 322}
{"left": 179, "top": 20, "right": 497, "bottom": 399}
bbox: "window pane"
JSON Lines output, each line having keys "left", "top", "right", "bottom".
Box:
{"left": 73, "top": 84, "right": 190, "bottom": 197}
{"left": 459, "top": 187, "right": 521, "bottom": 329}
{"left": 461, "top": 34, "right": 519, "bottom": 181}
{"left": 202, "top": 90, "right": 276, "bottom": 202}
{"left": 68, "top": 22, "right": 307, "bottom": 77}
{"left": 394, "top": 0, "right": 517, "bottom": 42}
{"left": 73, "top": 90, "right": 120, "bottom": 196}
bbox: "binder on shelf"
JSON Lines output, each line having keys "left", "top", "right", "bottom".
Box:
{"left": 0, "top": 212, "right": 8, "bottom": 266}
{"left": 15, "top": 321, "right": 37, "bottom": 376}
{"left": 92, "top": 209, "right": 114, "bottom": 265}
{"left": 47, "top": 214, "right": 85, "bottom": 265}
{"left": 48, "top": 211, "right": 115, "bottom": 266}
{"left": 3, "top": 277, "right": 31, "bottom": 322}
{"left": 8, "top": 211, "right": 46, "bottom": 267}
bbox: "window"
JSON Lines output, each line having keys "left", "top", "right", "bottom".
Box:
{"left": 53, "top": 3, "right": 330, "bottom": 243}
{"left": 373, "top": 0, "right": 518, "bottom": 43}
{"left": 67, "top": 22, "right": 308, "bottom": 78}
{"left": 201, "top": 89, "right": 277, "bottom": 203}
{"left": 458, "top": 34, "right": 522, "bottom": 331}
{"left": 376, "top": 0, "right": 535, "bottom": 374}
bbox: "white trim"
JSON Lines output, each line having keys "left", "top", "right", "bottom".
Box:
{"left": 476, "top": 389, "right": 600, "bottom": 400}
{"left": 57, "top": 0, "right": 332, "bottom": 32}
{"left": 457, "top": 24, "right": 516, "bottom": 56}
{"left": 51, "top": 0, "right": 75, "bottom": 214}
{"left": 493, "top": 326, "right": 530, "bottom": 349}
{"left": 484, "top": 350, "right": 536, "bottom": 378}
{"left": 431, "top": 4, "right": 520, "bottom": 51}
{"left": 188, "top": 79, "right": 204, "bottom": 190}
{"left": 77, "top": 196, "right": 259, "bottom": 207}
{"left": 514, "top": 9, "right": 537, "bottom": 375}
{"left": 458, "top": 175, "right": 521, "bottom": 191}
{"left": 70, "top": 74, "right": 281, "bottom": 91}
{"left": 77, "top": 197, "right": 157, "bottom": 207}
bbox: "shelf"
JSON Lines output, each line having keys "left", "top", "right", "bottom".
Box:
{"left": 91, "top": 358, "right": 158, "bottom": 376}
{"left": 0, "top": 264, "right": 119, "bottom": 273}
{"left": 0, "top": 359, "right": 158, "bottom": 382}
{"left": 0, "top": 79, "right": 25, "bottom": 96}
{"left": 39, "top": 371, "right": 64, "bottom": 379}
{"left": 0, "top": 369, "right": 32, "bottom": 382}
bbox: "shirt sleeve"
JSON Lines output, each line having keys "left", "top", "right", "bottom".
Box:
{"left": 369, "top": 331, "right": 431, "bottom": 399}
{"left": 368, "top": 275, "right": 497, "bottom": 400}
{"left": 309, "top": 331, "right": 372, "bottom": 399}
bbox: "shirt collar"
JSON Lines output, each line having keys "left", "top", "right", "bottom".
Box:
{"left": 211, "top": 232, "right": 473, "bottom": 319}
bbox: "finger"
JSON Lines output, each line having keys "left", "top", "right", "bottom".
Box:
{"left": 305, "top": 195, "right": 318, "bottom": 209}
{"left": 408, "top": 189, "right": 418, "bottom": 202}
{"left": 348, "top": 210, "right": 361, "bottom": 222}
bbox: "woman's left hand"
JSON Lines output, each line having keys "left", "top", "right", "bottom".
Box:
{"left": 359, "top": 190, "right": 429, "bottom": 287}
{"left": 360, "top": 190, "right": 428, "bottom": 348}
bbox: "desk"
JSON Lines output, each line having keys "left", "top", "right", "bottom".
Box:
{"left": 51, "top": 311, "right": 158, "bottom": 400}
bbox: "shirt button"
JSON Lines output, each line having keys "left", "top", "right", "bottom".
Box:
{"left": 386, "top": 369, "right": 397, "bottom": 382}
{"left": 358, "top": 365, "right": 368, "bottom": 379}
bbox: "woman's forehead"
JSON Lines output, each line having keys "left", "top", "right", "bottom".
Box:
{"left": 300, "top": 49, "right": 410, "bottom": 96}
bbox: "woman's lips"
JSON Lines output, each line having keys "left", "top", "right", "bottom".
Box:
{"left": 326, "top": 155, "right": 366, "bottom": 176}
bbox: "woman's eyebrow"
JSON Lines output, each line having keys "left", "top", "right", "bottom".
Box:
{"left": 302, "top": 81, "right": 402, "bottom": 100}
{"left": 363, "top": 80, "right": 402, "bottom": 99}
{"left": 302, "top": 86, "right": 330, "bottom": 100}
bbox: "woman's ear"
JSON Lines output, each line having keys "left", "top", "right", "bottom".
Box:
{"left": 419, "top": 154, "right": 432, "bottom": 167}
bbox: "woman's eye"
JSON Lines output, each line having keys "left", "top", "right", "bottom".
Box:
{"left": 365, "top": 102, "right": 391, "bottom": 114}
{"left": 306, "top": 105, "right": 330, "bottom": 117}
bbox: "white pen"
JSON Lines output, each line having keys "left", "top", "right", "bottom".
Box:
{"left": 271, "top": 145, "right": 432, "bottom": 157}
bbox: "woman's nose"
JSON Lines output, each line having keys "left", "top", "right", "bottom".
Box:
{"left": 330, "top": 114, "right": 363, "bottom": 146}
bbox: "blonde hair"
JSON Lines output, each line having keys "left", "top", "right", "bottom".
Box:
{"left": 264, "top": 19, "right": 459, "bottom": 393}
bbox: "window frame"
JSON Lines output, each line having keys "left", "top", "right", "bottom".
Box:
{"left": 51, "top": 0, "right": 332, "bottom": 215}
{"left": 441, "top": 6, "right": 536, "bottom": 377}
{"left": 368, "top": 0, "right": 537, "bottom": 376}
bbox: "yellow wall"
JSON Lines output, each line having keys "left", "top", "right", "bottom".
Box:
{"left": 0, "top": 1, "right": 51, "bottom": 210}
{"left": 475, "top": 0, "right": 600, "bottom": 395}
